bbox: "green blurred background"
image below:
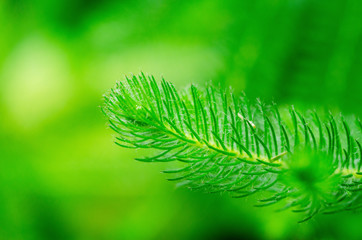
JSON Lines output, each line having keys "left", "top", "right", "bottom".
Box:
{"left": 1, "top": 0, "right": 362, "bottom": 239}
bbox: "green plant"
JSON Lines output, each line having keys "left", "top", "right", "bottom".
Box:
{"left": 103, "top": 74, "right": 362, "bottom": 222}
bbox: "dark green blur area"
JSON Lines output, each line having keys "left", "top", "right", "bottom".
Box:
{"left": 0, "top": 0, "right": 361, "bottom": 239}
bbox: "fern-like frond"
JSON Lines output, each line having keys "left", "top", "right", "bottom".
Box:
{"left": 103, "top": 73, "right": 362, "bottom": 222}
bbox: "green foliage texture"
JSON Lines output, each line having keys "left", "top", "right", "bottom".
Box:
{"left": 104, "top": 74, "right": 362, "bottom": 222}
{"left": 2, "top": 0, "right": 362, "bottom": 239}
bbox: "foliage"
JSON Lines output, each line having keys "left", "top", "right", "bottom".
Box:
{"left": 104, "top": 74, "right": 362, "bottom": 222}
{"left": 2, "top": 0, "right": 362, "bottom": 238}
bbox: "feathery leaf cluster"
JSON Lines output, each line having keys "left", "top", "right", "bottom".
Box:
{"left": 103, "top": 74, "right": 362, "bottom": 222}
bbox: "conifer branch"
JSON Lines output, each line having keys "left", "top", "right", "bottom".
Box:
{"left": 103, "top": 74, "right": 362, "bottom": 222}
